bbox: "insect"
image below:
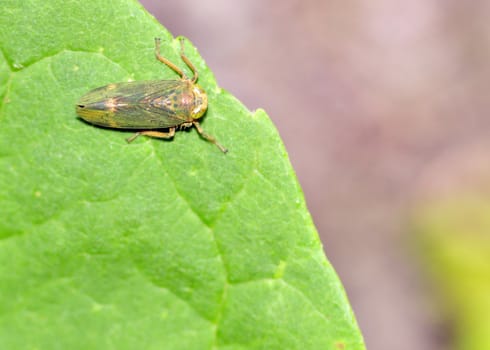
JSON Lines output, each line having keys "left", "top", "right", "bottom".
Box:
{"left": 76, "top": 38, "right": 227, "bottom": 153}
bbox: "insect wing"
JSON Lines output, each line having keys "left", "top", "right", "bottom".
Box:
{"left": 77, "top": 80, "right": 188, "bottom": 129}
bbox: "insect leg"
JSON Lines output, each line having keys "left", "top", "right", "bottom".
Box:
{"left": 193, "top": 121, "right": 228, "bottom": 153}
{"left": 154, "top": 38, "right": 186, "bottom": 79}
{"left": 126, "top": 128, "right": 176, "bottom": 143}
{"left": 179, "top": 38, "right": 199, "bottom": 83}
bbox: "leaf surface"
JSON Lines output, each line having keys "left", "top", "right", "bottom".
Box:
{"left": 0, "top": 1, "right": 365, "bottom": 349}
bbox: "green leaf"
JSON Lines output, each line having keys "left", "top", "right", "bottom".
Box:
{"left": 0, "top": 1, "right": 364, "bottom": 349}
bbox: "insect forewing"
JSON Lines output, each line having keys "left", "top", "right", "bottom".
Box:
{"left": 77, "top": 80, "right": 189, "bottom": 129}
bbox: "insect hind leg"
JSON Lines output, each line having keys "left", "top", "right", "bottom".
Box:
{"left": 126, "top": 128, "right": 176, "bottom": 143}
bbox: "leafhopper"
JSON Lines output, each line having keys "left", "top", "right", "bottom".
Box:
{"left": 76, "top": 38, "right": 227, "bottom": 153}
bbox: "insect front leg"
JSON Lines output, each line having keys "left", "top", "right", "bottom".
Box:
{"left": 154, "top": 38, "right": 186, "bottom": 79}
{"left": 192, "top": 121, "right": 228, "bottom": 153}
{"left": 179, "top": 38, "right": 198, "bottom": 83}
{"left": 126, "top": 128, "right": 176, "bottom": 143}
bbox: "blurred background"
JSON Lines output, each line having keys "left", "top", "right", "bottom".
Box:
{"left": 139, "top": 1, "right": 490, "bottom": 349}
